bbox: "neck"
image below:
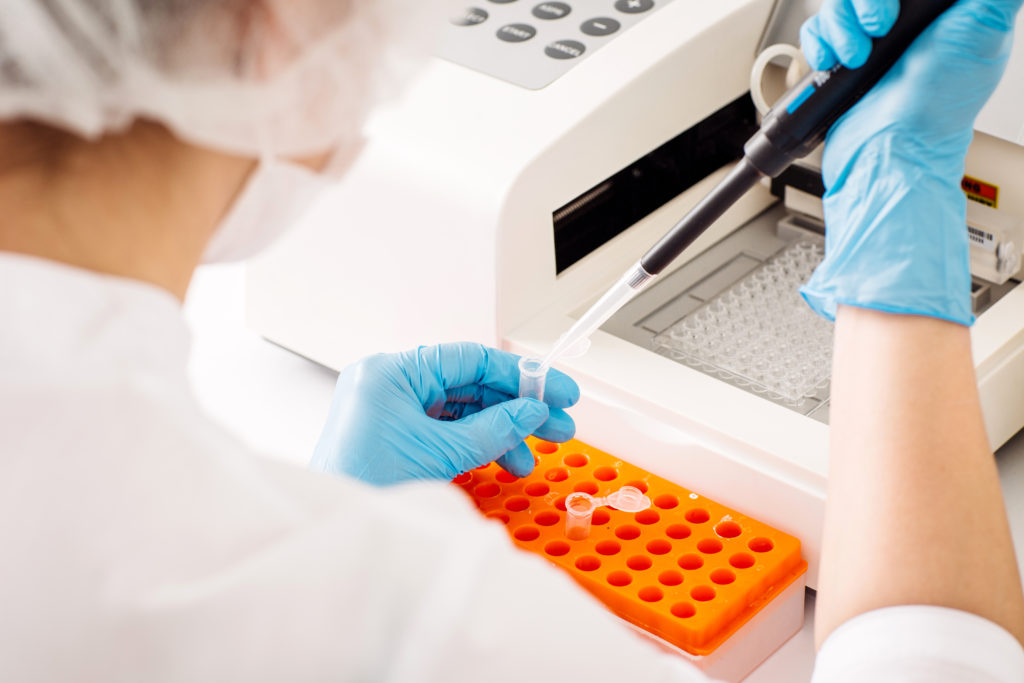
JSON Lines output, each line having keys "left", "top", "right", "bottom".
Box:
{"left": 0, "top": 121, "right": 254, "bottom": 301}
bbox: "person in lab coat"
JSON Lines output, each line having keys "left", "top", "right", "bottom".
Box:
{"left": 0, "top": 1, "right": 1021, "bottom": 682}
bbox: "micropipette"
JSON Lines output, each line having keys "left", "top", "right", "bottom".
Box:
{"left": 542, "top": 0, "right": 957, "bottom": 369}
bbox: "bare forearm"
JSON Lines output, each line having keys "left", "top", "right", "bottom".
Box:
{"left": 816, "top": 305, "right": 1024, "bottom": 647}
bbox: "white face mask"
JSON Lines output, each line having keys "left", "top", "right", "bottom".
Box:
{"left": 201, "top": 157, "right": 334, "bottom": 264}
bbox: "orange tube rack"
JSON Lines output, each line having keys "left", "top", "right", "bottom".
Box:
{"left": 454, "top": 437, "right": 807, "bottom": 659}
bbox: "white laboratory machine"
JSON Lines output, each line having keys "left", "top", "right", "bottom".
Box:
{"left": 246, "top": 0, "right": 1024, "bottom": 592}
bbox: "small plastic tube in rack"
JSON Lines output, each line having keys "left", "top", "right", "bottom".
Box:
{"left": 565, "top": 492, "right": 596, "bottom": 540}
{"left": 564, "top": 486, "right": 652, "bottom": 540}
{"left": 518, "top": 357, "right": 548, "bottom": 401}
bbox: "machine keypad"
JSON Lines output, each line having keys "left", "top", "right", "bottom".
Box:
{"left": 451, "top": 7, "right": 489, "bottom": 26}
{"left": 441, "top": 0, "right": 678, "bottom": 89}
{"left": 497, "top": 23, "right": 538, "bottom": 42}
{"left": 545, "top": 39, "right": 586, "bottom": 59}
{"left": 580, "top": 17, "right": 621, "bottom": 36}
{"left": 614, "top": 0, "right": 655, "bottom": 13}
{"left": 533, "top": 2, "right": 573, "bottom": 19}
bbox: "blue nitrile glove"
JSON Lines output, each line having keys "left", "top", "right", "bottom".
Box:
{"left": 798, "top": 0, "right": 1022, "bottom": 325}
{"left": 310, "top": 343, "right": 580, "bottom": 485}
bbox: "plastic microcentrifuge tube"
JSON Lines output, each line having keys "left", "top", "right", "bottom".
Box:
{"left": 565, "top": 492, "right": 596, "bottom": 540}
{"left": 564, "top": 486, "right": 652, "bottom": 540}
{"left": 606, "top": 486, "right": 648, "bottom": 512}
{"left": 518, "top": 357, "right": 548, "bottom": 401}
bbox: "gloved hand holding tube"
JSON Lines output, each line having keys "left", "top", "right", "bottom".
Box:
{"left": 311, "top": 343, "right": 580, "bottom": 485}
{"left": 799, "top": 0, "right": 1023, "bottom": 326}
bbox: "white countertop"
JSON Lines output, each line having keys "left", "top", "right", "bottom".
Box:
{"left": 184, "top": 263, "right": 1024, "bottom": 683}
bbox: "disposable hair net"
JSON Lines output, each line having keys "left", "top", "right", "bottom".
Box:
{"left": 0, "top": 0, "right": 439, "bottom": 158}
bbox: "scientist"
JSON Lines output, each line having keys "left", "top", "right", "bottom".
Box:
{"left": 0, "top": 0, "right": 1021, "bottom": 681}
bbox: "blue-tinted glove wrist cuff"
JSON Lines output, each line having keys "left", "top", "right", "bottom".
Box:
{"left": 803, "top": 141, "right": 974, "bottom": 327}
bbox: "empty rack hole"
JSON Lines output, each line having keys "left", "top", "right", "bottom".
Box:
{"left": 574, "top": 481, "right": 599, "bottom": 495}
{"left": 626, "top": 555, "right": 653, "bottom": 571}
{"left": 749, "top": 537, "right": 775, "bottom": 553}
{"left": 678, "top": 554, "right": 704, "bottom": 570}
{"left": 575, "top": 556, "right": 601, "bottom": 572}
{"left": 534, "top": 511, "right": 560, "bottom": 526}
{"left": 646, "top": 539, "right": 672, "bottom": 555}
{"left": 593, "top": 466, "right": 618, "bottom": 481}
{"left": 495, "top": 470, "right": 518, "bottom": 484}
{"left": 710, "top": 568, "right": 736, "bottom": 585}
{"left": 624, "top": 480, "right": 649, "bottom": 493}
{"left": 607, "top": 571, "right": 632, "bottom": 587}
{"left": 635, "top": 510, "right": 660, "bottom": 525}
{"left": 554, "top": 496, "right": 567, "bottom": 512}
{"left": 592, "top": 508, "right": 611, "bottom": 525}
{"left": 615, "top": 525, "right": 641, "bottom": 540}
{"left": 544, "top": 467, "right": 569, "bottom": 482}
{"left": 486, "top": 512, "right": 510, "bottom": 524}
{"left": 715, "top": 521, "right": 742, "bottom": 538}
{"left": 691, "top": 586, "right": 716, "bottom": 602}
{"left": 730, "top": 553, "right": 756, "bottom": 569}
{"left": 545, "top": 541, "right": 570, "bottom": 556}
{"left": 505, "top": 497, "right": 530, "bottom": 512}
{"left": 563, "top": 453, "right": 589, "bottom": 467}
{"left": 474, "top": 483, "right": 500, "bottom": 498}
{"left": 697, "top": 538, "right": 723, "bottom": 554}
{"left": 513, "top": 526, "right": 540, "bottom": 542}
{"left": 524, "top": 482, "right": 550, "bottom": 497}
{"left": 452, "top": 472, "right": 472, "bottom": 485}
{"left": 595, "top": 540, "right": 622, "bottom": 556}
{"left": 666, "top": 524, "right": 691, "bottom": 540}
{"left": 671, "top": 602, "right": 697, "bottom": 619}
{"left": 685, "top": 508, "right": 710, "bottom": 524}
{"left": 638, "top": 586, "right": 664, "bottom": 603}
{"left": 658, "top": 570, "right": 683, "bottom": 587}
{"left": 654, "top": 494, "right": 679, "bottom": 509}
{"left": 535, "top": 442, "right": 559, "bottom": 454}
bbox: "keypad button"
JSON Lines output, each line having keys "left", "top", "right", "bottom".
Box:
{"left": 451, "top": 7, "right": 489, "bottom": 26}
{"left": 614, "top": 0, "right": 654, "bottom": 13}
{"left": 497, "top": 23, "right": 537, "bottom": 42}
{"left": 532, "top": 2, "right": 572, "bottom": 19}
{"left": 545, "top": 39, "right": 586, "bottom": 59}
{"left": 580, "top": 17, "right": 620, "bottom": 36}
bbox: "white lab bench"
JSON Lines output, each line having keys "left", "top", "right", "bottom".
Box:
{"left": 184, "top": 263, "right": 1024, "bottom": 683}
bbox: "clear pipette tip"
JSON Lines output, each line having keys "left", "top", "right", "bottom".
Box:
{"left": 540, "top": 261, "right": 654, "bottom": 370}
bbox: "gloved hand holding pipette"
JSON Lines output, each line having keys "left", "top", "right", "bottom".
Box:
{"left": 800, "top": 0, "right": 1023, "bottom": 326}
{"left": 542, "top": 0, "right": 967, "bottom": 367}
{"left": 311, "top": 343, "right": 580, "bottom": 484}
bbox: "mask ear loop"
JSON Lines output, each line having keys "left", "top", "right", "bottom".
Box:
{"left": 321, "top": 136, "right": 366, "bottom": 179}
{"left": 254, "top": 113, "right": 277, "bottom": 172}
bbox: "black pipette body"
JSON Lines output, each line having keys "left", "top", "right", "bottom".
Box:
{"left": 639, "top": 0, "right": 956, "bottom": 277}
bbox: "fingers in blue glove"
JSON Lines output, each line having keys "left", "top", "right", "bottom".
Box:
{"left": 436, "top": 384, "right": 512, "bottom": 420}
{"left": 851, "top": 0, "right": 900, "bottom": 36}
{"left": 441, "top": 396, "right": 574, "bottom": 440}
{"left": 531, "top": 407, "right": 575, "bottom": 443}
{"left": 441, "top": 368, "right": 579, "bottom": 410}
{"left": 801, "top": 0, "right": 898, "bottom": 70}
{"left": 496, "top": 442, "right": 538, "bottom": 479}
{"left": 408, "top": 343, "right": 581, "bottom": 410}
{"left": 450, "top": 397, "right": 550, "bottom": 476}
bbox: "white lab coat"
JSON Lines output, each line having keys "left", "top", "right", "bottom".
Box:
{"left": 1, "top": 251, "right": 1022, "bottom": 682}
